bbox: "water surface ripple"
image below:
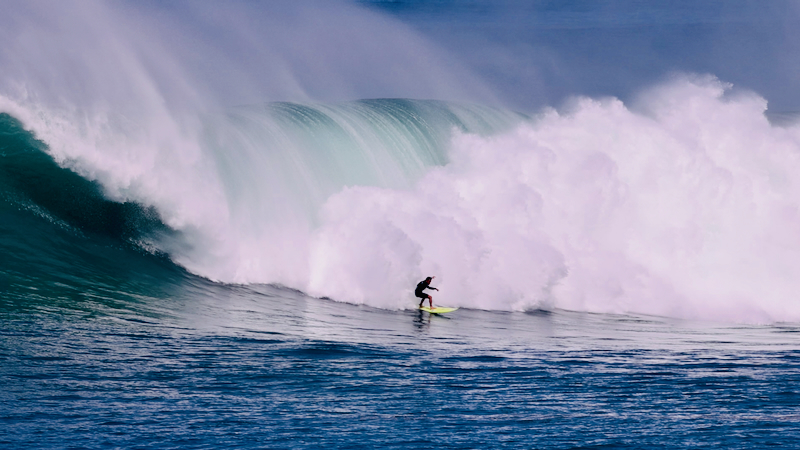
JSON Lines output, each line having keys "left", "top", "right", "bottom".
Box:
{"left": 2, "top": 288, "right": 799, "bottom": 449}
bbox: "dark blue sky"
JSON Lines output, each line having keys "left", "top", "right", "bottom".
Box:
{"left": 360, "top": 0, "right": 800, "bottom": 112}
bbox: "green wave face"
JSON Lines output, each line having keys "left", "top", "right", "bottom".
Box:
{"left": 204, "top": 99, "right": 525, "bottom": 225}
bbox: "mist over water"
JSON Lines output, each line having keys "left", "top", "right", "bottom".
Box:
{"left": 2, "top": 1, "right": 800, "bottom": 324}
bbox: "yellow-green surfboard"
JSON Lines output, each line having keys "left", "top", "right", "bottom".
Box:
{"left": 419, "top": 306, "right": 459, "bottom": 314}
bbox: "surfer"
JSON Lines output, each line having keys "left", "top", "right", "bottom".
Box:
{"left": 415, "top": 276, "right": 438, "bottom": 308}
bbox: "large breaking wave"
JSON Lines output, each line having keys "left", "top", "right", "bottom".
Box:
{"left": 3, "top": 1, "right": 800, "bottom": 323}
{"left": 5, "top": 77, "right": 800, "bottom": 324}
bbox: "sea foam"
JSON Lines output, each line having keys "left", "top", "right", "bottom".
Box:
{"left": 306, "top": 77, "right": 800, "bottom": 322}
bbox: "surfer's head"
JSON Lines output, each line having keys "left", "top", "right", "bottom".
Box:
{"left": 425, "top": 276, "right": 433, "bottom": 283}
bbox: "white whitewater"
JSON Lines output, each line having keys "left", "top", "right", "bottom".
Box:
{"left": 306, "top": 78, "right": 800, "bottom": 323}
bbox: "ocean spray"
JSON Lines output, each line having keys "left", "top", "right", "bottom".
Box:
{"left": 307, "top": 77, "right": 800, "bottom": 322}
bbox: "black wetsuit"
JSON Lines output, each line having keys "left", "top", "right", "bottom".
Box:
{"left": 415, "top": 280, "right": 436, "bottom": 301}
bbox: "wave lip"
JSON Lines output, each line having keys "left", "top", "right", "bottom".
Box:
{"left": 0, "top": 113, "right": 170, "bottom": 245}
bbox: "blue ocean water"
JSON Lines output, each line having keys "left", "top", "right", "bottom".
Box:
{"left": 3, "top": 1, "right": 800, "bottom": 449}
{"left": 3, "top": 288, "right": 800, "bottom": 449}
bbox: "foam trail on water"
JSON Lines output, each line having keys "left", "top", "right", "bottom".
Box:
{"left": 308, "top": 77, "right": 800, "bottom": 323}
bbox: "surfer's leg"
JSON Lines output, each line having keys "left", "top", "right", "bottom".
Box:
{"left": 428, "top": 295, "right": 433, "bottom": 308}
